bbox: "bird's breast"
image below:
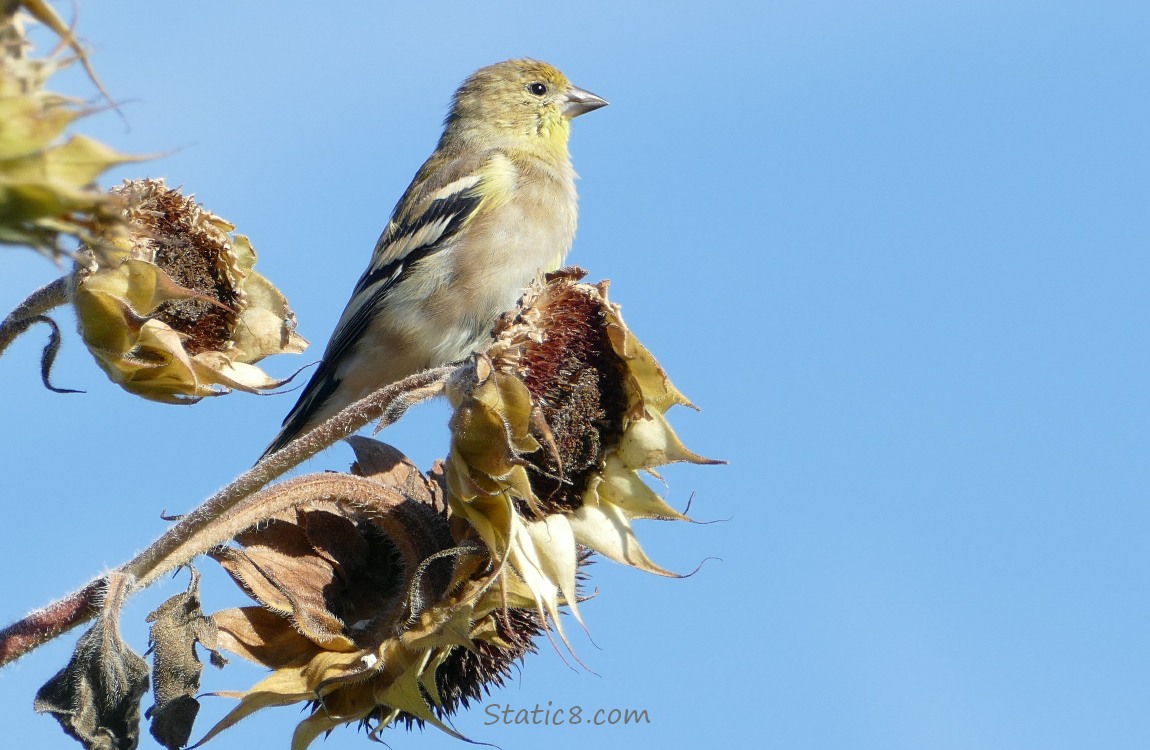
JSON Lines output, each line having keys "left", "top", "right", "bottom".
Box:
{"left": 427, "top": 164, "right": 577, "bottom": 362}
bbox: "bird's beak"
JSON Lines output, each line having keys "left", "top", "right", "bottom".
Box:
{"left": 563, "top": 86, "right": 609, "bottom": 118}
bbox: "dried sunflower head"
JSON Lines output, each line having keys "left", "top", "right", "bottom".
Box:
{"left": 200, "top": 439, "right": 550, "bottom": 750}
{"left": 445, "top": 268, "right": 721, "bottom": 636}
{"left": 72, "top": 179, "right": 307, "bottom": 402}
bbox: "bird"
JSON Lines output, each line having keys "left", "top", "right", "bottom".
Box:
{"left": 261, "top": 59, "right": 607, "bottom": 458}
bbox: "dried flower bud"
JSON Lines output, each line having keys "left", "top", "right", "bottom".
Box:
{"left": 33, "top": 574, "right": 150, "bottom": 750}
{"left": 72, "top": 179, "right": 307, "bottom": 402}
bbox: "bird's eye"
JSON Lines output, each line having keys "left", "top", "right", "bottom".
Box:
{"left": 527, "top": 82, "right": 548, "bottom": 96}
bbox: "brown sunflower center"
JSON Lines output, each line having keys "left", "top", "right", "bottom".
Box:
{"left": 518, "top": 287, "right": 629, "bottom": 515}
{"left": 147, "top": 190, "right": 239, "bottom": 355}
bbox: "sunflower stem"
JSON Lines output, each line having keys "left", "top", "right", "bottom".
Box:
{"left": 0, "top": 274, "right": 71, "bottom": 358}
{"left": 0, "top": 364, "right": 456, "bottom": 668}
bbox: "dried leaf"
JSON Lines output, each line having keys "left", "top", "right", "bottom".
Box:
{"left": 34, "top": 614, "right": 150, "bottom": 750}
{"left": 145, "top": 569, "right": 225, "bottom": 750}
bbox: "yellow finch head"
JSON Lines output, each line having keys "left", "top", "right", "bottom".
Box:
{"left": 443, "top": 59, "right": 607, "bottom": 157}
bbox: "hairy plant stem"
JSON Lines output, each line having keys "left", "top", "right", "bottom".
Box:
{"left": 0, "top": 364, "right": 455, "bottom": 668}
{"left": 0, "top": 275, "right": 70, "bottom": 357}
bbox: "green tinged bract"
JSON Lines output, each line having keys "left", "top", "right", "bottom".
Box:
{"left": 0, "top": 8, "right": 145, "bottom": 259}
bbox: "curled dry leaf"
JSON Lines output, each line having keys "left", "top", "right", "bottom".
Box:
{"left": 72, "top": 179, "right": 308, "bottom": 402}
{"left": 33, "top": 575, "right": 150, "bottom": 750}
{"left": 145, "top": 568, "right": 225, "bottom": 750}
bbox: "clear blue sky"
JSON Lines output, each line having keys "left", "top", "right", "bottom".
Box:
{"left": 3, "top": 2, "right": 1149, "bottom": 749}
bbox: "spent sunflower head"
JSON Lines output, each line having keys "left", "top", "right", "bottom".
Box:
{"left": 444, "top": 268, "right": 721, "bottom": 637}
{"left": 72, "top": 179, "right": 307, "bottom": 402}
{"left": 199, "top": 439, "right": 551, "bottom": 750}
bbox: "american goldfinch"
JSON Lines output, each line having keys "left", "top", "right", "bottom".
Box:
{"left": 262, "top": 59, "right": 607, "bottom": 457}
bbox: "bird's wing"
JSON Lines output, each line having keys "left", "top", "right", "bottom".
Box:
{"left": 261, "top": 152, "right": 499, "bottom": 458}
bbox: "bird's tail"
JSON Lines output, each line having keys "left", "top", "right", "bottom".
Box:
{"left": 257, "top": 363, "right": 342, "bottom": 462}
{"left": 258, "top": 417, "right": 304, "bottom": 462}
